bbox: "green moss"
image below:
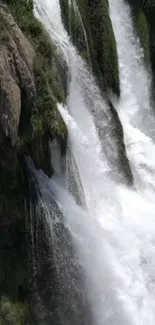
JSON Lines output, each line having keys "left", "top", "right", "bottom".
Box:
{"left": 0, "top": 0, "right": 67, "bottom": 187}
{"left": 0, "top": 3, "right": 68, "bottom": 276}
{"left": 135, "top": 10, "right": 149, "bottom": 59}
{"left": 129, "top": 7, "right": 150, "bottom": 63}
{"left": 60, "top": 0, "right": 120, "bottom": 96}
{"left": 60, "top": 0, "right": 88, "bottom": 59}
{"left": 142, "top": 6, "right": 155, "bottom": 88}
{"left": 0, "top": 297, "right": 32, "bottom": 325}
{"left": 32, "top": 54, "right": 66, "bottom": 139}
{"left": 3, "top": 0, "right": 41, "bottom": 39}
{"left": 126, "top": 0, "right": 154, "bottom": 9}
{"left": 87, "top": 0, "right": 120, "bottom": 95}
{"left": 31, "top": 30, "right": 67, "bottom": 140}
{"left": 0, "top": 0, "right": 68, "bottom": 313}
{"left": 3, "top": 0, "right": 67, "bottom": 141}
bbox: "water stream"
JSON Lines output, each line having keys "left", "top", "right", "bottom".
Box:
{"left": 109, "top": 0, "right": 155, "bottom": 191}
{"left": 33, "top": 0, "right": 155, "bottom": 324}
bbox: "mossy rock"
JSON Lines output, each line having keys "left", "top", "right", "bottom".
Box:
{"left": 0, "top": 0, "right": 68, "bottom": 182}
{"left": 60, "top": 0, "right": 120, "bottom": 96}
{"left": 60, "top": 0, "right": 87, "bottom": 57}
{"left": 0, "top": 0, "right": 68, "bottom": 223}
{"left": 126, "top": 0, "right": 155, "bottom": 96}
{"left": 0, "top": 1, "right": 68, "bottom": 316}
{"left": 3, "top": 0, "right": 67, "bottom": 141}
{"left": 0, "top": 296, "right": 33, "bottom": 325}
{"left": 132, "top": 8, "right": 150, "bottom": 63}
{"left": 142, "top": 6, "right": 155, "bottom": 85}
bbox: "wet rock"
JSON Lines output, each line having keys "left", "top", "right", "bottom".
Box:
{"left": 0, "top": 5, "right": 36, "bottom": 145}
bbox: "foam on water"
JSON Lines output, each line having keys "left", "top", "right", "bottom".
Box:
{"left": 109, "top": 0, "right": 155, "bottom": 190}
{"left": 34, "top": 0, "right": 155, "bottom": 324}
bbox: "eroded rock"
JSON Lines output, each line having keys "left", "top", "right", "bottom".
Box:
{"left": 0, "top": 5, "right": 36, "bottom": 145}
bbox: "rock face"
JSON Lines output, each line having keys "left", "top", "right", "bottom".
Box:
{"left": 0, "top": 1, "right": 67, "bottom": 217}
{"left": 0, "top": 5, "right": 36, "bottom": 146}
{"left": 0, "top": 7, "right": 37, "bottom": 317}
{"left": 0, "top": 3, "right": 68, "bottom": 323}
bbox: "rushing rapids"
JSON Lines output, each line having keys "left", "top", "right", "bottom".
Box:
{"left": 31, "top": 0, "right": 155, "bottom": 324}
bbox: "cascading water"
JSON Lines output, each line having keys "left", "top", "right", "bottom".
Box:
{"left": 32, "top": 0, "right": 155, "bottom": 324}
{"left": 35, "top": 0, "right": 133, "bottom": 185}
{"left": 109, "top": 0, "right": 155, "bottom": 191}
{"left": 109, "top": 0, "right": 152, "bottom": 128}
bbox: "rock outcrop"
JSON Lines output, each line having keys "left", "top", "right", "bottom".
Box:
{"left": 0, "top": 2, "right": 68, "bottom": 322}
{"left": 0, "top": 5, "right": 36, "bottom": 146}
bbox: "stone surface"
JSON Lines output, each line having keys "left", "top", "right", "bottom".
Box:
{"left": 0, "top": 5, "right": 36, "bottom": 145}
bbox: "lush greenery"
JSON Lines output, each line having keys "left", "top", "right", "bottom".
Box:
{"left": 0, "top": 0, "right": 67, "bottom": 201}
{"left": 4, "top": 0, "right": 67, "bottom": 139}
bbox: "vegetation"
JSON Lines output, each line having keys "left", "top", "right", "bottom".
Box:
{"left": 0, "top": 0, "right": 68, "bottom": 321}
{"left": 0, "top": 295, "right": 35, "bottom": 325}
{"left": 0, "top": 0, "right": 67, "bottom": 210}
{"left": 0, "top": 0, "right": 67, "bottom": 245}
{"left": 132, "top": 8, "right": 150, "bottom": 63}
{"left": 2, "top": 0, "right": 153, "bottom": 322}
{"left": 4, "top": 0, "right": 67, "bottom": 138}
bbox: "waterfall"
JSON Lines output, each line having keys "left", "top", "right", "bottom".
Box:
{"left": 109, "top": 0, "right": 155, "bottom": 191}
{"left": 109, "top": 0, "right": 152, "bottom": 129}
{"left": 32, "top": 0, "right": 155, "bottom": 324}
{"left": 34, "top": 0, "right": 133, "bottom": 185}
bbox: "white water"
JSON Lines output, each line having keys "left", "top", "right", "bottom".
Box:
{"left": 109, "top": 0, "right": 155, "bottom": 191}
{"left": 34, "top": 0, "right": 155, "bottom": 324}
{"left": 109, "top": 0, "right": 152, "bottom": 125}
{"left": 34, "top": 0, "right": 132, "bottom": 184}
